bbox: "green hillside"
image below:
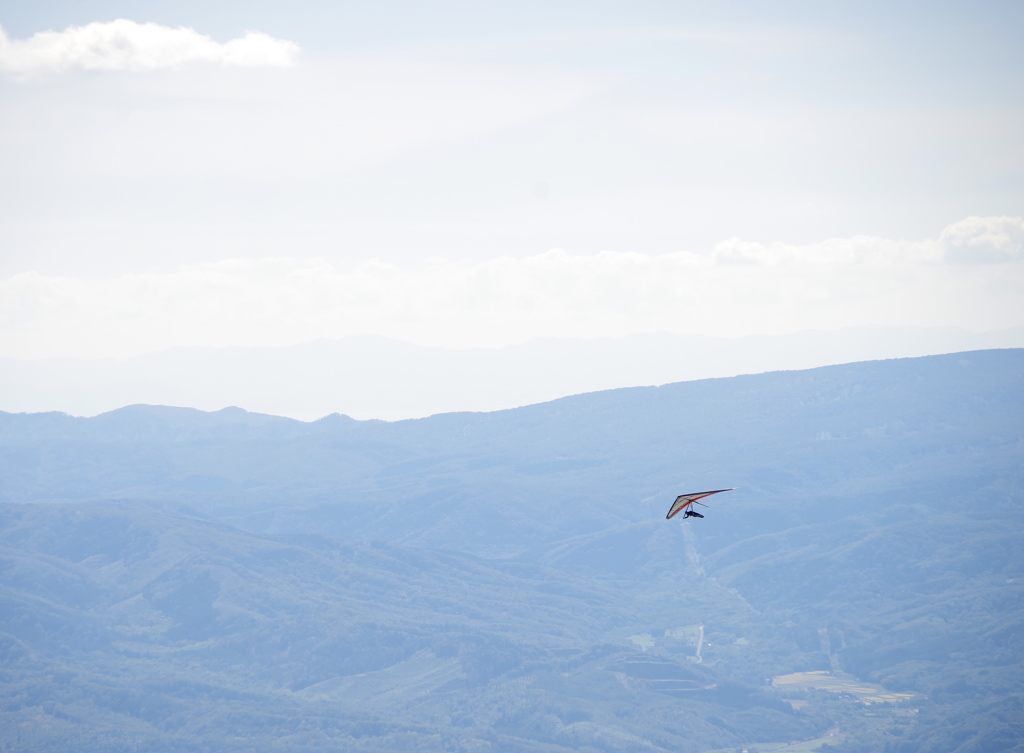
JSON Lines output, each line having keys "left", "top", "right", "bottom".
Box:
{"left": 0, "top": 350, "right": 1021, "bottom": 751}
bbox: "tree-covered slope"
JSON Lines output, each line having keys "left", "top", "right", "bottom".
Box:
{"left": 0, "top": 501, "right": 821, "bottom": 752}
{"left": 1, "top": 350, "right": 1020, "bottom": 560}
{"left": 0, "top": 350, "right": 1021, "bottom": 752}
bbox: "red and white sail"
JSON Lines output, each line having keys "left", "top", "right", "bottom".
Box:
{"left": 665, "top": 489, "right": 734, "bottom": 519}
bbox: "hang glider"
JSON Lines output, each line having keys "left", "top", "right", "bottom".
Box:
{"left": 665, "top": 489, "right": 735, "bottom": 520}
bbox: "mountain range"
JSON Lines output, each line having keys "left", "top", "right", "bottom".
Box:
{"left": 3, "top": 325, "right": 1023, "bottom": 420}
{"left": 1, "top": 349, "right": 1022, "bottom": 752}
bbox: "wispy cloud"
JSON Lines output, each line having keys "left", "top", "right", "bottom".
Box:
{"left": 2, "top": 219, "right": 1021, "bottom": 360}
{"left": 712, "top": 217, "right": 1024, "bottom": 266}
{"left": 0, "top": 20, "right": 298, "bottom": 74}
{"left": 939, "top": 216, "right": 1024, "bottom": 264}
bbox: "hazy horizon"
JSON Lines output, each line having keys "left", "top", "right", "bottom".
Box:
{"left": 3, "top": 326, "right": 1023, "bottom": 421}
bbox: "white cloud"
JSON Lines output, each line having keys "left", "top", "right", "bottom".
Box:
{"left": 1, "top": 219, "right": 1022, "bottom": 360}
{"left": 939, "top": 216, "right": 1024, "bottom": 264}
{"left": 712, "top": 235, "right": 942, "bottom": 266}
{"left": 0, "top": 20, "right": 298, "bottom": 74}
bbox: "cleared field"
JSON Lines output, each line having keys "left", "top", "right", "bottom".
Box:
{"left": 298, "top": 649, "right": 463, "bottom": 706}
{"left": 773, "top": 670, "right": 915, "bottom": 704}
{"left": 703, "top": 734, "right": 843, "bottom": 753}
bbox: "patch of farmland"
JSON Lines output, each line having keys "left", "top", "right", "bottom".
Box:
{"left": 772, "top": 670, "right": 915, "bottom": 704}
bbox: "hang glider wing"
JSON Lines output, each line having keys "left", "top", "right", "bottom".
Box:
{"left": 665, "top": 488, "right": 735, "bottom": 519}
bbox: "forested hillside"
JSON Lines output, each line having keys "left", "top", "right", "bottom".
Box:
{"left": 1, "top": 350, "right": 1021, "bottom": 752}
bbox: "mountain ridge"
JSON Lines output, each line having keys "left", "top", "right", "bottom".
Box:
{"left": 3, "top": 326, "right": 1023, "bottom": 421}
{"left": 1, "top": 349, "right": 1021, "bottom": 751}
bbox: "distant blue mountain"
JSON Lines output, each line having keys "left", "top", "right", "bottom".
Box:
{"left": 0, "top": 350, "right": 1021, "bottom": 752}
{"left": 2, "top": 326, "right": 1022, "bottom": 420}
{"left": 2, "top": 349, "right": 1020, "bottom": 557}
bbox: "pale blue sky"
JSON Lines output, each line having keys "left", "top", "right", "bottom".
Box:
{"left": 0, "top": 1, "right": 1021, "bottom": 358}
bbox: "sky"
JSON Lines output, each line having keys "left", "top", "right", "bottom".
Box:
{"left": 0, "top": 0, "right": 1022, "bottom": 360}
